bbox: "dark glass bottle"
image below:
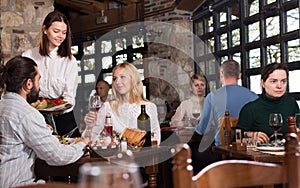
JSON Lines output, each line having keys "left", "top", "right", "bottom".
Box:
{"left": 137, "top": 104, "right": 151, "bottom": 147}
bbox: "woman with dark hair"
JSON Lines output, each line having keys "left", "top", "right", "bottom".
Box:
{"left": 22, "top": 10, "right": 80, "bottom": 137}
{"left": 237, "top": 63, "right": 299, "bottom": 143}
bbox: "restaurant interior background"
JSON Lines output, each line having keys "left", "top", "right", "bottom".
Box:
{"left": 0, "top": 0, "right": 299, "bottom": 131}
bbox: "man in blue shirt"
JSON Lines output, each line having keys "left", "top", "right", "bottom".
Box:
{"left": 191, "top": 59, "right": 258, "bottom": 174}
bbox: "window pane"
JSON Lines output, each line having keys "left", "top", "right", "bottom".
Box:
{"left": 84, "top": 58, "right": 95, "bottom": 71}
{"left": 77, "top": 60, "right": 81, "bottom": 72}
{"left": 266, "top": 16, "right": 279, "bottom": 38}
{"left": 101, "top": 40, "right": 112, "bottom": 53}
{"left": 116, "top": 54, "right": 127, "bottom": 64}
{"left": 83, "top": 41, "right": 95, "bottom": 55}
{"left": 133, "top": 53, "right": 143, "bottom": 65}
{"left": 233, "top": 52, "right": 241, "bottom": 63}
{"left": 209, "top": 80, "right": 217, "bottom": 92}
{"left": 221, "top": 33, "right": 228, "bottom": 50}
{"left": 289, "top": 70, "right": 300, "bottom": 92}
{"left": 232, "top": 28, "right": 240, "bottom": 46}
{"left": 103, "top": 73, "right": 113, "bottom": 85}
{"left": 102, "top": 56, "right": 112, "bottom": 69}
{"left": 78, "top": 75, "right": 82, "bottom": 84}
{"left": 197, "top": 20, "right": 204, "bottom": 35}
{"left": 249, "top": 0, "right": 259, "bottom": 16}
{"left": 132, "top": 34, "right": 144, "bottom": 49}
{"left": 248, "top": 22, "right": 260, "bottom": 42}
{"left": 287, "top": 8, "right": 299, "bottom": 33}
{"left": 219, "top": 11, "right": 227, "bottom": 27}
{"left": 71, "top": 45, "right": 78, "bottom": 55}
{"left": 231, "top": 2, "right": 239, "bottom": 21}
{"left": 115, "top": 38, "right": 125, "bottom": 51}
{"left": 288, "top": 39, "right": 300, "bottom": 62}
{"left": 266, "top": 44, "right": 280, "bottom": 64}
{"left": 85, "top": 74, "right": 96, "bottom": 83}
{"left": 249, "top": 48, "right": 260, "bottom": 68}
{"left": 208, "top": 16, "right": 214, "bottom": 32}
{"left": 250, "top": 75, "right": 262, "bottom": 94}
{"left": 208, "top": 38, "right": 214, "bottom": 52}
{"left": 208, "top": 59, "right": 216, "bottom": 75}
{"left": 267, "top": 0, "right": 276, "bottom": 4}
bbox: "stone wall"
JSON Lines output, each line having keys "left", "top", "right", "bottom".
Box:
{"left": 0, "top": 0, "right": 195, "bottom": 119}
{"left": 0, "top": 0, "right": 54, "bottom": 63}
{"left": 144, "top": 0, "right": 195, "bottom": 115}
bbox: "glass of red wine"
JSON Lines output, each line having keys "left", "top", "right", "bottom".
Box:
{"left": 89, "top": 95, "right": 102, "bottom": 112}
{"left": 269, "top": 113, "right": 283, "bottom": 147}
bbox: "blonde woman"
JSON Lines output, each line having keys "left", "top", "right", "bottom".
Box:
{"left": 83, "top": 62, "right": 161, "bottom": 145}
{"left": 170, "top": 74, "right": 206, "bottom": 126}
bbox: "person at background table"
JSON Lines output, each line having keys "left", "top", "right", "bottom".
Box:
{"left": 83, "top": 62, "right": 161, "bottom": 145}
{"left": 0, "top": 56, "right": 90, "bottom": 188}
{"left": 22, "top": 10, "right": 80, "bottom": 137}
{"left": 237, "top": 63, "right": 299, "bottom": 144}
{"left": 94, "top": 79, "right": 111, "bottom": 103}
{"left": 170, "top": 74, "right": 206, "bottom": 127}
{"left": 191, "top": 59, "right": 258, "bottom": 174}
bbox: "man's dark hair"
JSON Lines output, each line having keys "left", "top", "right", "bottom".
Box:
{"left": 0, "top": 56, "right": 37, "bottom": 95}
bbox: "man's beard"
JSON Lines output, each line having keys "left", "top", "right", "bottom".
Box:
{"left": 27, "top": 86, "right": 39, "bottom": 104}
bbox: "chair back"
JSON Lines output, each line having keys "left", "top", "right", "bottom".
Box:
{"left": 219, "top": 111, "right": 239, "bottom": 145}
{"left": 173, "top": 133, "right": 300, "bottom": 188}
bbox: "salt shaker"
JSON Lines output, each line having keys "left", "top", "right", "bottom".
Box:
{"left": 120, "top": 137, "right": 127, "bottom": 152}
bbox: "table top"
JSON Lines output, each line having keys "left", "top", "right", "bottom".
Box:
{"left": 213, "top": 145, "right": 284, "bottom": 163}
{"left": 15, "top": 183, "right": 77, "bottom": 188}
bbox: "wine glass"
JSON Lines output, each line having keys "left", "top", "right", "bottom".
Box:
{"left": 191, "top": 107, "right": 201, "bottom": 126}
{"left": 78, "top": 161, "right": 142, "bottom": 188}
{"left": 269, "top": 113, "right": 283, "bottom": 147}
{"left": 89, "top": 95, "right": 102, "bottom": 112}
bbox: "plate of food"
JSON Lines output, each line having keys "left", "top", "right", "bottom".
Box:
{"left": 256, "top": 146, "right": 285, "bottom": 151}
{"left": 30, "top": 98, "right": 72, "bottom": 112}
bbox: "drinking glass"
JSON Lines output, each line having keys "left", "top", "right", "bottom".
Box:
{"left": 243, "top": 131, "right": 258, "bottom": 148}
{"left": 269, "top": 113, "right": 283, "bottom": 147}
{"left": 89, "top": 95, "right": 102, "bottom": 112}
{"left": 78, "top": 161, "right": 142, "bottom": 188}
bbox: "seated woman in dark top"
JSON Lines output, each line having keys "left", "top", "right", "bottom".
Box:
{"left": 237, "top": 63, "right": 299, "bottom": 144}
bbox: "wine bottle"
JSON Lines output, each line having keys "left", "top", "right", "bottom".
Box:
{"left": 104, "top": 113, "right": 113, "bottom": 137}
{"left": 137, "top": 104, "right": 152, "bottom": 147}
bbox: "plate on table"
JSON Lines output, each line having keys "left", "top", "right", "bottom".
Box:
{"left": 256, "top": 146, "right": 284, "bottom": 151}
{"left": 39, "top": 103, "right": 72, "bottom": 112}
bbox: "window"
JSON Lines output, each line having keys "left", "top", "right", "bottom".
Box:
{"left": 193, "top": 0, "right": 300, "bottom": 103}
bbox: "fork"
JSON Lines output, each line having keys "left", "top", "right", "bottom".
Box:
{"left": 63, "top": 127, "right": 78, "bottom": 138}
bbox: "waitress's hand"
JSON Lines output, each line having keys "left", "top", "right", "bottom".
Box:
{"left": 256, "top": 131, "right": 269, "bottom": 144}
{"left": 84, "top": 111, "right": 97, "bottom": 125}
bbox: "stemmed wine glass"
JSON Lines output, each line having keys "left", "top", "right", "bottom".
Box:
{"left": 85, "top": 95, "right": 102, "bottom": 139}
{"left": 89, "top": 95, "right": 102, "bottom": 112}
{"left": 269, "top": 113, "right": 283, "bottom": 147}
{"left": 191, "top": 107, "right": 201, "bottom": 126}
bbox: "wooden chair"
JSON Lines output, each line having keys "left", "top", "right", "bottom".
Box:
{"left": 219, "top": 111, "right": 239, "bottom": 145}
{"left": 173, "top": 133, "right": 300, "bottom": 188}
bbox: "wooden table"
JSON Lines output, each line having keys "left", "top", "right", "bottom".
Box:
{"left": 35, "top": 146, "right": 173, "bottom": 188}
{"left": 15, "top": 183, "right": 77, "bottom": 188}
{"left": 213, "top": 145, "right": 284, "bottom": 163}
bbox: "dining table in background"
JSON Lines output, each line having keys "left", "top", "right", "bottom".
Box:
{"left": 213, "top": 145, "right": 284, "bottom": 164}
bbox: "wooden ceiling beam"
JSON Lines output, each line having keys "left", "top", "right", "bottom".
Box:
{"left": 175, "top": 0, "right": 206, "bottom": 12}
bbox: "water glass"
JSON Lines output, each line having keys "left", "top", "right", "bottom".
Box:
{"left": 78, "top": 161, "right": 142, "bottom": 188}
{"left": 243, "top": 131, "right": 258, "bottom": 148}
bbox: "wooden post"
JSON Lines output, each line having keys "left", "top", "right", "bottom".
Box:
{"left": 224, "top": 111, "right": 232, "bottom": 146}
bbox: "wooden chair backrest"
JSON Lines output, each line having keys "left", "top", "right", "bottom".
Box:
{"left": 219, "top": 115, "right": 239, "bottom": 145}
{"left": 173, "top": 133, "right": 300, "bottom": 188}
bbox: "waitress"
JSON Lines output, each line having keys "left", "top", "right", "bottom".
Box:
{"left": 22, "top": 10, "right": 80, "bottom": 137}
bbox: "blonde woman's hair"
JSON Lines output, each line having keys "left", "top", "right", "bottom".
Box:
{"left": 110, "top": 62, "right": 147, "bottom": 115}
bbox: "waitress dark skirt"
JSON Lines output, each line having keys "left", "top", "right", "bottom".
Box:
{"left": 52, "top": 110, "right": 81, "bottom": 138}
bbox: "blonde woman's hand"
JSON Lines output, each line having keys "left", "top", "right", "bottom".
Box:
{"left": 84, "top": 111, "right": 97, "bottom": 125}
